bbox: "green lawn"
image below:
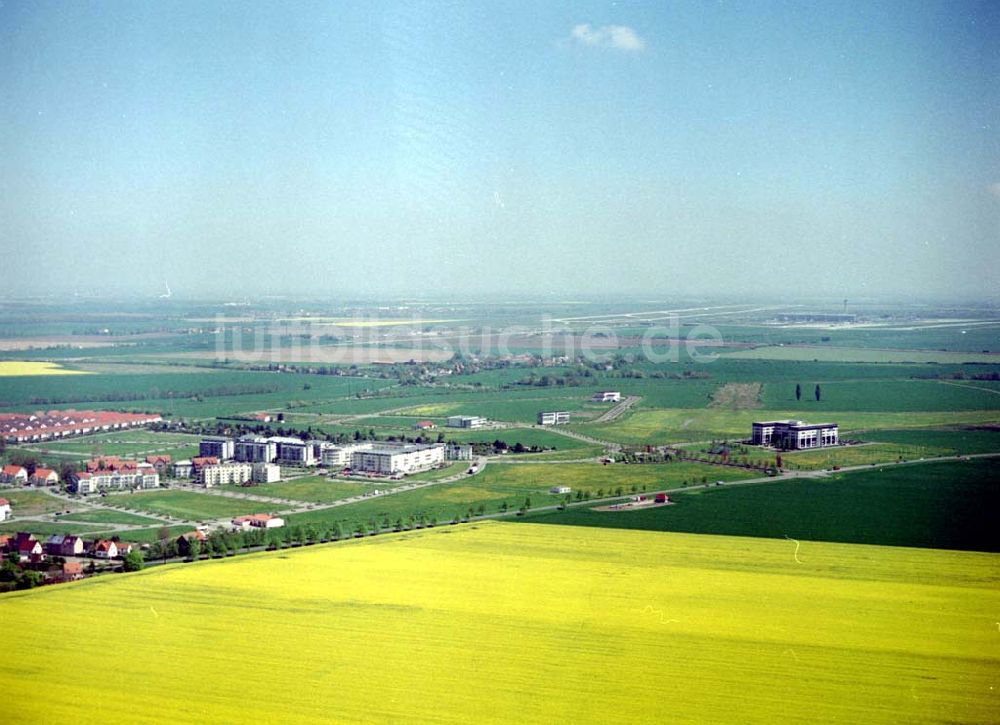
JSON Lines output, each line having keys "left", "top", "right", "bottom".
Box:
{"left": 113, "top": 490, "right": 269, "bottom": 521}
{"left": 0, "top": 489, "right": 75, "bottom": 517}
{"left": 55, "top": 508, "right": 167, "bottom": 526}
{"left": 0, "top": 521, "right": 104, "bottom": 536}
{"left": 717, "top": 345, "right": 1000, "bottom": 364}
{"left": 518, "top": 459, "right": 1000, "bottom": 552}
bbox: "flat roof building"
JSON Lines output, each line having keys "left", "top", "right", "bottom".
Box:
{"left": 447, "top": 415, "right": 487, "bottom": 429}
{"left": 537, "top": 411, "right": 570, "bottom": 426}
{"left": 751, "top": 420, "right": 839, "bottom": 450}
{"left": 351, "top": 443, "right": 445, "bottom": 476}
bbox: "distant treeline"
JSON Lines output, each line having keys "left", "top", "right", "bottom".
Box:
{"left": 913, "top": 371, "right": 1000, "bottom": 381}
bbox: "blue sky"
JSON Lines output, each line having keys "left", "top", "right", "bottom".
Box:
{"left": 1, "top": 1, "right": 997, "bottom": 300}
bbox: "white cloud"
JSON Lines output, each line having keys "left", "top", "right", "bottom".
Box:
{"left": 570, "top": 23, "right": 646, "bottom": 52}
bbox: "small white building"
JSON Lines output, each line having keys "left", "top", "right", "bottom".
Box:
{"left": 537, "top": 411, "right": 570, "bottom": 426}
{"left": 232, "top": 513, "right": 285, "bottom": 530}
{"left": 0, "top": 497, "right": 10, "bottom": 521}
{"left": 549, "top": 486, "right": 571, "bottom": 495}
{"left": 0, "top": 465, "right": 28, "bottom": 484}
{"left": 592, "top": 391, "right": 621, "bottom": 402}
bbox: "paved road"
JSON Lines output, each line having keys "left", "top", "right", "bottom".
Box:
{"left": 593, "top": 395, "right": 641, "bottom": 423}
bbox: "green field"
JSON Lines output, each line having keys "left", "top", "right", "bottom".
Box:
{"left": 0, "top": 521, "right": 104, "bottom": 536}
{"left": 1, "top": 522, "right": 996, "bottom": 723}
{"left": 26, "top": 430, "right": 202, "bottom": 460}
{"left": 859, "top": 426, "right": 1000, "bottom": 454}
{"left": 284, "top": 461, "right": 754, "bottom": 531}
{"left": 718, "top": 345, "right": 1000, "bottom": 364}
{"left": 758, "top": 379, "right": 1000, "bottom": 412}
{"left": 55, "top": 508, "right": 166, "bottom": 526}
{"left": 113, "top": 490, "right": 268, "bottom": 522}
{"left": 520, "top": 459, "right": 1000, "bottom": 552}
{"left": 679, "top": 441, "right": 954, "bottom": 470}
{"left": 0, "top": 489, "right": 75, "bottom": 517}
{"left": 576, "top": 408, "right": 1000, "bottom": 445}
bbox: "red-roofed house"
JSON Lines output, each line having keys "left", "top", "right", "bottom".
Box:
{"left": 412, "top": 420, "right": 436, "bottom": 430}
{"left": 59, "top": 562, "right": 84, "bottom": 581}
{"left": 93, "top": 539, "right": 118, "bottom": 559}
{"left": 1, "top": 464, "right": 27, "bottom": 484}
{"left": 191, "top": 456, "right": 219, "bottom": 470}
{"left": 14, "top": 532, "right": 43, "bottom": 562}
{"left": 232, "top": 513, "right": 285, "bottom": 529}
{"left": 29, "top": 468, "right": 59, "bottom": 486}
{"left": 0, "top": 497, "right": 10, "bottom": 522}
{"left": 145, "top": 454, "right": 172, "bottom": 472}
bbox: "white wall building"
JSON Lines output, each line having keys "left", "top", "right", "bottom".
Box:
{"left": 537, "top": 411, "right": 570, "bottom": 426}
{"left": 351, "top": 444, "right": 445, "bottom": 475}
{"left": 445, "top": 443, "right": 473, "bottom": 461}
{"left": 252, "top": 463, "right": 281, "bottom": 483}
{"left": 321, "top": 443, "right": 373, "bottom": 468}
{"left": 0, "top": 497, "right": 10, "bottom": 521}
{"left": 270, "top": 437, "right": 317, "bottom": 466}
{"left": 592, "top": 391, "right": 621, "bottom": 402}
{"left": 199, "top": 437, "right": 235, "bottom": 460}
{"left": 447, "top": 415, "right": 487, "bottom": 429}
{"left": 751, "top": 420, "right": 839, "bottom": 449}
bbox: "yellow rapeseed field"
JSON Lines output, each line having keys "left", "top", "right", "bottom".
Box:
{"left": 0, "top": 361, "right": 90, "bottom": 377}
{"left": 1, "top": 522, "right": 997, "bottom": 723}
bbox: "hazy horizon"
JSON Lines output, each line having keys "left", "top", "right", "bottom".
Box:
{"left": 2, "top": 1, "right": 997, "bottom": 300}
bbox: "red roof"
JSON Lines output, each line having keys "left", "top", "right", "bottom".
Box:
{"left": 95, "top": 539, "right": 115, "bottom": 552}
{"left": 2, "top": 465, "right": 26, "bottom": 476}
{"left": 191, "top": 456, "right": 219, "bottom": 467}
{"left": 145, "top": 455, "right": 172, "bottom": 464}
{"left": 33, "top": 468, "right": 56, "bottom": 479}
{"left": 233, "top": 513, "right": 273, "bottom": 523}
{"left": 0, "top": 498, "right": 9, "bottom": 506}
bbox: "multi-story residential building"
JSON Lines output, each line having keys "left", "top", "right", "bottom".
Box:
{"left": 537, "top": 411, "right": 570, "bottom": 426}
{"left": 199, "top": 462, "right": 254, "bottom": 487}
{"left": 199, "top": 437, "right": 235, "bottom": 460}
{"left": 252, "top": 463, "right": 281, "bottom": 484}
{"left": 172, "top": 460, "right": 193, "bottom": 478}
{"left": 234, "top": 436, "right": 277, "bottom": 463}
{"left": 270, "top": 437, "right": 316, "bottom": 466}
{"left": 351, "top": 443, "right": 445, "bottom": 476}
{"left": 751, "top": 420, "right": 839, "bottom": 449}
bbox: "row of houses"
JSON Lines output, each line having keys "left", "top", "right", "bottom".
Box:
{"left": 0, "top": 410, "right": 161, "bottom": 444}
{"left": 1, "top": 465, "right": 58, "bottom": 487}
{"left": 1, "top": 532, "right": 133, "bottom": 563}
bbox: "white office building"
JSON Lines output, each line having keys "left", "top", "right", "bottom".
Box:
{"left": 321, "top": 442, "right": 374, "bottom": 468}
{"left": 351, "top": 443, "right": 445, "bottom": 476}
{"left": 447, "top": 415, "right": 487, "bottom": 429}
{"left": 751, "top": 420, "right": 839, "bottom": 449}
{"left": 537, "top": 411, "right": 570, "bottom": 426}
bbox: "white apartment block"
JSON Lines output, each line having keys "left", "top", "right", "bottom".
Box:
{"left": 270, "top": 437, "right": 317, "bottom": 466}
{"left": 321, "top": 442, "right": 374, "bottom": 468}
{"left": 74, "top": 469, "right": 160, "bottom": 493}
{"left": 252, "top": 463, "right": 281, "bottom": 483}
{"left": 351, "top": 444, "right": 445, "bottom": 476}
{"left": 445, "top": 443, "right": 473, "bottom": 461}
{"left": 199, "top": 462, "right": 254, "bottom": 487}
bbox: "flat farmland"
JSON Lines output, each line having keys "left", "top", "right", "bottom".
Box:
{"left": 858, "top": 427, "right": 1000, "bottom": 453}
{"left": 284, "top": 461, "right": 754, "bottom": 531}
{"left": 577, "top": 408, "right": 1000, "bottom": 445}
{"left": 680, "top": 442, "right": 953, "bottom": 471}
{"left": 759, "top": 379, "right": 1000, "bottom": 412}
{"left": 112, "top": 490, "right": 266, "bottom": 522}
{"left": 520, "top": 459, "right": 1000, "bottom": 552}
{"left": 1, "top": 523, "right": 996, "bottom": 723}
{"left": 56, "top": 508, "right": 166, "bottom": 526}
{"left": 0, "top": 489, "right": 76, "bottom": 517}
{"left": 0, "top": 361, "right": 91, "bottom": 376}
{"left": 718, "top": 345, "right": 1000, "bottom": 364}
